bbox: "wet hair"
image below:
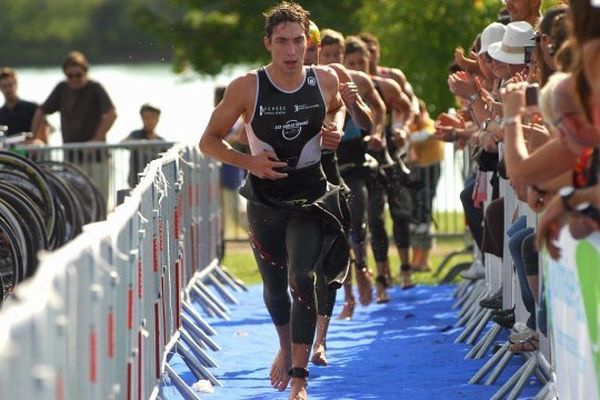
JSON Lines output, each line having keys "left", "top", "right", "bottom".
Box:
{"left": 321, "top": 29, "right": 345, "bottom": 47}
{"left": 0, "top": 67, "right": 16, "bottom": 82}
{"left": 358, "top": 32, "right": 379, "bottom": 48}
{"left": 214, "top": 86, "right": 226, "bottom": 107}
{"left": 62, "top": 51, "right": 89, "bottom": 73}
{"left": 140, "top": 103, "right": 161, "bottom": 115}
{"left": 263, "top": 1, "right": 310, "bottom": 40}
{"left": 344, "top": 36, "right": 369, "bottom": 58}
{"left": 568, "top": 0, "right": 600, "bottom": 120}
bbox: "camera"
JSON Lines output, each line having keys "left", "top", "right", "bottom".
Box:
{"left": 525, "top": 83, "right": 539, "bottom": 108}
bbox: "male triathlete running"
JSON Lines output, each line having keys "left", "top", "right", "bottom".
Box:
{"left": 303, "top": 23, "right": 385, "bottom": 366}
{"left": 199, "top": 3, "right": 349, "bottom": 399}
{"left": 346, "top": 35, "right": 415, "bottom": 290}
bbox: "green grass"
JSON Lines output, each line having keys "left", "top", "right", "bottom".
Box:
{"left": 222, "top": 236, "right": 473, "bottom": 286}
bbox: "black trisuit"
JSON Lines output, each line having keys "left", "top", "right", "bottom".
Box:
{"left": 239, "top": 66, "right": 350, "bottom": 345}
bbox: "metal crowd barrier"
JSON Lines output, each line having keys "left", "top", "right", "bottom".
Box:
{"left": 449, "top": 145, "right": 564, "bottom": 399}
{"left": 21, "top": 140, "right": 175, "bottom": 212}
{"left": 0, "top": 143, "right": 246, "bottom": 400}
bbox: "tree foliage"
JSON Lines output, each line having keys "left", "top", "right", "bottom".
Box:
{"left": 135, "top": 0, "right": 366, "bottom": 74}
{"left": 356, "top": 0, "right": 500, "bottom": 113}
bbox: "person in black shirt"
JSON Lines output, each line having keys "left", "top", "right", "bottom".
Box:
{"left": 200, "top": 3, "right": 347, "bottom": 399}
{"left": 123, "top": 103, "right": 167, "bottom": 187}
{"left": 0, "top": 67, "right": 45, "bottom": 140}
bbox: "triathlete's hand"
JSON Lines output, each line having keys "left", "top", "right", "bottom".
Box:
{"left": 340, "top": 81, "right": 359, "bottom": 106}
{"left": 321, "top": 123, "right": 342, "bottom": 151}
{"left": 247, "top": 151, "right": 288, "bottom": 180}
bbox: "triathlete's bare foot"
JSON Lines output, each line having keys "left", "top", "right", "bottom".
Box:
{"left": 400, "top": 267, "right": 415, "bottom": 290}
{"left": 289, "top": 377, "right": 308, "bottom": 400}
{"left": 270, "top": 349, "right": 292, "bottom": 391}
{"left": 337, "top": 297, "right": 355, "bottom": 320}
{"left": 375, "top": 281, "right": 390, "bottom": 303}
{"left": 311, "top": 343, "right": 328, "bottom": 366}
{"left": 355, "top": 268, "right": 373, "bottom": 306}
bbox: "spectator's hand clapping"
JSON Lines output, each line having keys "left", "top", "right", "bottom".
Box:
{"left": 448, "top": 71, "right": 478, "bottom": 99}
{"left": 500, "top": 82, "right": 528, "bottom": 120}
{"left": 454, "top": 47, "right": 480, "bottom": 75}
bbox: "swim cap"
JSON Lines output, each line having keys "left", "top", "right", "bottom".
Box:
{"left": 308, "top": 20, "right": 321, "bottom": 46}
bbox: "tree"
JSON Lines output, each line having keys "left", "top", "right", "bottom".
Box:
{"left": 356, "top": 0, "right": 499, "bottom": 113}
{"left": 135, "top": 0, "right": 366, "bottom": 74}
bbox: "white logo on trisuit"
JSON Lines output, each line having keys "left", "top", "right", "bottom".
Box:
{"left": 294, "top": 104, "right": 320, "bottom": 112}
{"left": 307, "top": 76, "right": 316, "bottom": 86}
{"left": 260, "top": 105, "right": 286, "bottom": 116}
{"left": 278, "top": 120, "right": 309, "bottom": 140}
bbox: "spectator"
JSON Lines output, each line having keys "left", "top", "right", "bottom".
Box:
{"left": 123, "top": 103, "right": 167, "bottom": 188}
{"left": 0, "top": 67, "right": 47, "bottom": 140}
{"left": 407, "top": 100, "right": 444, "bottom": 272}
{"left": 31, "top": 51, "right": 117, "bottom": 202}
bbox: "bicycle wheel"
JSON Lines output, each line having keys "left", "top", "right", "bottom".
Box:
{"left": 0, "top": 151, "right": 57, "bottom": 240}
{"left": 38, "top": 160, "right": 106, "bottom": 224}
{"left": 42, "top": 169, "right": 84, "bottom": 241}
{"left": 0, "top": 202, "right": 27, "bottom": 284}
{"left": 0, "top": 183, "right": 48, "bottom": 277}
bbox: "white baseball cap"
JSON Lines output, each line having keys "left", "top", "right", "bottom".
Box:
{"left": 488, "top": 21, "right": 535, "bottom": 65}
{"left": 479, "top": 22, "right": 506, "bottom": 55}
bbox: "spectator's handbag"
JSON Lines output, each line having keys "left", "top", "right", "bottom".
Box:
{"left": 470, "top": 145, "right": 499, "bottom": 172}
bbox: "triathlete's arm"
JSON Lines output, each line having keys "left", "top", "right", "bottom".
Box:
{"left": 199, "top": 74, "right": 287, "bottom": 179}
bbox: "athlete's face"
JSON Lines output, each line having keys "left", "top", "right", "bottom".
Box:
{"left": 344, "top": 52, "right": 369, "bottom": 74}
{"left": 320, "top": 43, "right": 343, "bottom": 65}
{"left": 304, "top": 43, "right": 319, "bottom": 66}
{"left": 265, "top": 22, "right": 307, "bottom": 73}
{"left": 366, "top": 42, "right": 380, "bottom": 70}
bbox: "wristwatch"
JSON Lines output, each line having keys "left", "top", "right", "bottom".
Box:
{"left": 468, "top": 92, "right": 480, "bottom": 106}
{"left": 501, "top": 115, "right": 521, "bottom": 129}
{"left": 482, "top": 119, "right": 491, "bottom": 132}
{"left": 559, "top": 186, "right": 575, "bottom": 211}
{"left": 576, "top": 202, "right": 600, "bottom": 225}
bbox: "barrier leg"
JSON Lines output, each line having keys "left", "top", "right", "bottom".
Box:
{"left": 485, "top": 343, "right": 514, "bottom": 385}
{"left": 191, "top": 286, "right": 230, "bottom": 320}
{"left": 181, "top": 314, "right": 221, "bottom": 351}
{"left": 177, "top": 343, "right": 222, "bottom": 388}
{"left": 455, "top": 307, "right": 487, "bottom": 343}
{"left": 466, "top": 309, "right": 492, "bottom": 345}
{"left": 217, "top": 266, "right": 248, "bottom": 292}
{"left": 490, "top": 355, "right": 537, "bottom": 400}
{"left": 164, "top": 363, "right": 202, "bottom": 400}
{"left": 195, "top": 281, "right": 231, "bottom": 315}
{"left": 180, "top": 330, "right": 219, "bottom": 368}
{"left": 469, "top": 342, "right": 511, "bottom": 384}
{"left": 181, "top": 301, "right": 217, "bottom": 336}
{"left": 207, "top": 273, "right": 239, "bottom": 305}
{"left": 466, "top": 323, "right": 502, "bottom": 360}
{"left": 213, "top": 266, "right": 246, "bottom": 293}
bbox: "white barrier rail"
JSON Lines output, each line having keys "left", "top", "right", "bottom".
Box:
{"left": 0, "top": 143, "right": 239, "bottom": 400}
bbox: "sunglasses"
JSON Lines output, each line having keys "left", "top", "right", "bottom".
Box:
{"left": 66, "top": 72, "right": 84, "bottom": 79}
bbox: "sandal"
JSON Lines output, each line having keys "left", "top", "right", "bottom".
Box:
{"left": 510, "top": 333, "right": 539, "bottom": 353}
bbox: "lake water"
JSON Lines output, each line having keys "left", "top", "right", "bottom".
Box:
{"left": 14, "top": 63, "right": 465, "bottom": 212}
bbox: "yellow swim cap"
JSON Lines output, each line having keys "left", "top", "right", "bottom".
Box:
{"left": 308, "top": 20, "right": 321, "bottom": 46}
